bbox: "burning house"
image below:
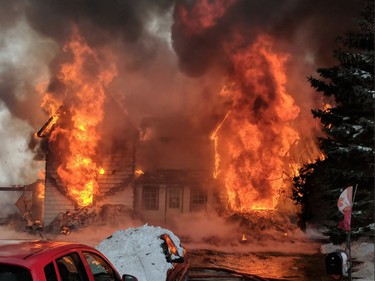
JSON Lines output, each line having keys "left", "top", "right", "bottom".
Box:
{"left": 36, "top": 104, "right": 136, "bottom": 227}
{"left": 35, "top": 97, "right": 220, "bottom": 229}
{"left": 1, "top": 0, "right": 357, "bottom": 236}
{"left": 16, "top": 26, "right": 321, "bottom": 232}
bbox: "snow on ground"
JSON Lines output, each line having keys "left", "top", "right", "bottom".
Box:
{"left": 306, "top": 223, "right": 374, "bottom": 281}
{"left": 0, "top": 216, "right": 373, "bottom": 281}
{"left": 321, "top": 242, "right": 374, "bottom": 281}
{"left": 96, "top": 224, "right": 185, "bottom": 281}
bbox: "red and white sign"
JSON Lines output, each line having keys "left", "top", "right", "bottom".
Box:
{"left": 337, "top": 186, "right": 353, "bottom": 232}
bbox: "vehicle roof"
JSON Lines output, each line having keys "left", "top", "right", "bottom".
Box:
{"left": 0, "top": 240, "right": 94, "bottom": 266}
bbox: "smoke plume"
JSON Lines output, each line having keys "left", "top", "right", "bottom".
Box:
{"left": 0, "top": 0, "right": 359, "bottom": 214}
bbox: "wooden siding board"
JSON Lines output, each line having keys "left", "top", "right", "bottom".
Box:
{"left": 44, "top": 180, "right": 75, "bottom": 226}
{"left": 97, "top": 184, "right": 134, "bottom": 207}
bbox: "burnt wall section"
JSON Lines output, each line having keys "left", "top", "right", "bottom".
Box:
{"left": 95, "top": 150, "right": 135, "bottom": 207}
{"left": 44, "top": 153, "right": 75, "bottom": 226}
{"left": 43, "top": 147, "right": 136, "bottom": 227}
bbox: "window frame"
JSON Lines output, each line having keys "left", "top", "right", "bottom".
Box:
{"left": 82, "top": 251, "right": 117, "bottom": 281}
{"left": 0, "top": 265, "right": 32, "bottom": 281}
{"left": 168, "top": 186, "right": 182, "bottom": 209}
{"left": 55, "top": 252, "right": 89, "bottom": 281}
{"left": 44, "top": 262, "right": 58, "bottom": 281}
{"left": 142, "top": 185, "right": 159, "bottom": 210}
{"left": 190, "top": 186, "right": 207, "bottom": 211}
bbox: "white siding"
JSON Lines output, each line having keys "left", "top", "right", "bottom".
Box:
{"left": 97, "top": 184, "right": 134, "bottom": 208}
{"left": 43, "top": 180, "right": 75, "bottom": 226}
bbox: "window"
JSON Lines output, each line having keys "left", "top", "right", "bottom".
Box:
{"left": 190, "top": 187, "right": 207, "bottom": 211}
{"left": 56, "top": 253, "right": 88, "bottom": 281}
{"left": 168, "top": 187, "right": 181, "bottom": 209}
{"left": 0, "top": 265, "right": 32, "bottom": 281}
{"left": 142, "top": 185, "right": 159, "bottom": 210}
{"left": 83, "top": 252, "right": 117, "bottom": 281}
{"left": 44, "top": 262, "right": 58, "bottom": 281}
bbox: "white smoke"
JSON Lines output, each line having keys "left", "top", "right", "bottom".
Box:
{"left": 0, "top": 106, "right": 43, "bottom": 185}
{"left": 0, "top": 16, "right": 57, "bottom": 185}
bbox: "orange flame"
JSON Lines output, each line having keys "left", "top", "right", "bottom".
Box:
{"left": 241, "top": 233, "right": 248, "bottom": 242}
{"left": 37, "top": 106, "right": 65, "bottom": 138}
{"left": 36, "top": 181, "right": 45, "bottom": 200}
{"left": 42, "top": 29, "right": 116, "bottom": 208}
{"left": 210, "top": 111, "right": 231, "bottom": 179}
{"left": 323, "top": 103, "right": 332, "bottom": 111}
{"left": 161, "top": 234, "right": 178, "bottom": 256}
{"left": 135, "top": 169, "right": 144, "bottom": 178}
{"left": 215, "top": 35, "right": 302, "bottom": 212}
{"left": 177, "top": 0, "right": 236, "bottom": 35}
{"left": 178, "top": 0, "right": 324, "bottom": 213}
{"left": 37, "top": 170, "right": 45, "bottom": 180}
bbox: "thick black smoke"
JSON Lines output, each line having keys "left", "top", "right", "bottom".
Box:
{"left": 0, "top": 0, "right": 361, "bottom": 185}
{"left": 0, "top": 0, "right": 361, "bottom": 121}
{"left": 25, "top": 0, "right": 173, "bottom": 46}
{"left": 172, "top": 0, "right": 360, "bottom": 76}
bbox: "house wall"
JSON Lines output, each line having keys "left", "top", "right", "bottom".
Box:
{"left": 44, "top": 182, "right": 135, "bottom": 227}
{"left": 43, "top": 153, "right": 75, "bottom": 226}
{"left": 97, "top": 183, "right": 134, "bottom": 207}
{"left": 182, "top": 186, "right": 191, "bottom": 213}
{"left": 215, "top": 185, "right": 228, "bottom": 211}
{"left": 134, "top": 183, "right": 211, "bottom": 225}
{"left": 95, "top": 151, "right": 135, "bottom": 210}
{"left": 43, "top": 179, "right": 75, "bottom": 226}
{"left": 31, "top": 184, "right": 44, "bottom": 225}
{"left": 43, "top": 149, "right": 135, "bottom": 227}
{"left": 134, "top": 184, "right": 167, "bottom": 224}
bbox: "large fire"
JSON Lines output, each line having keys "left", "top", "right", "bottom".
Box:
{"left": 41, "top": 29, "right": 116, "bottom": 207}
{"left": 33, "top": 0, "right": 323, "bottom": 213}
{"left": 211, "top": 35, "right": 301, "bottom": 212}
{"left": 175, "top": 0, "right": 322, "bottom": 213}
{"left": 210, "top": 111, "right": 231, "bottom": 179}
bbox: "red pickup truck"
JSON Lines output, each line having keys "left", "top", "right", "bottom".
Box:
{"left": 0, "top": 240, "right": 137, "bottom": 281}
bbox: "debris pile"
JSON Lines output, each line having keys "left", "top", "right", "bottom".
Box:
{"left": 45, "top": 204, "right": 135, "bottom": 234}
{"left": 228, "top": 211, "right": 304, "bottom": 245}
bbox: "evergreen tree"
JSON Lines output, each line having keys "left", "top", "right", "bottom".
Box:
{"left": 293, "top": 0, "right": 374, "bottom": 244}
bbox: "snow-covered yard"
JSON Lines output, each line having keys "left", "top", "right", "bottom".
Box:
{"left": 0, "top": 219, "right": 373, "bottom": 281}
{"left": 321, "top": 242, "right": 374, "bottom": 281}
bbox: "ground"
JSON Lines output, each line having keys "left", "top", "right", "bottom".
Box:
{"left": 188, "top": 249, "right": 332, "bottom": 280}
{"left": 0, "top": 217, "right": 373, "bottom": 281}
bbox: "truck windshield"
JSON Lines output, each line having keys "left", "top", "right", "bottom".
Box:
{"left": 0, "top": 264, "right": 32, "bottom": 281}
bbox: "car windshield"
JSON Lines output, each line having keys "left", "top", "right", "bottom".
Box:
{"left": 0, "top": 264, "right": 33, "bottom": 281}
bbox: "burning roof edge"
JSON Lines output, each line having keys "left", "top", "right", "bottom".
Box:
{"left": 37, "top": 105, "right": 66, "bottom": 138}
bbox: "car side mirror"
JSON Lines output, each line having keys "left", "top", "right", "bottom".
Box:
{"left": 122, "top": 274, "right": 138, "bottom": 281}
